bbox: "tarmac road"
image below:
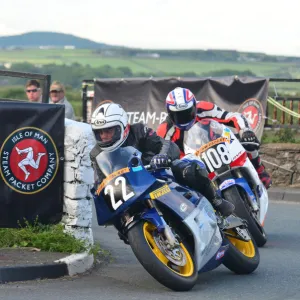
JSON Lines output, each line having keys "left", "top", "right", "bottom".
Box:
{"left": 1, "top": 200, "right": 300, "bottom": 300}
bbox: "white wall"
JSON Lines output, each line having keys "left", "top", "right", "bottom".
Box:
{"left": 62, "top": 119, "right": 96, "bottom": 247}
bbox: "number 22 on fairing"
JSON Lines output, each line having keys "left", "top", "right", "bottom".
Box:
{"left": 104, "top": 176, "right": 135, "bottom": 210}
{"left": 201, "top": 143, "right": 232, "bottom": 172}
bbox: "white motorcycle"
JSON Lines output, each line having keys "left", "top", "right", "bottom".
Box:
{"left": 183, "top": 119, "right": 269, "bottom": 247}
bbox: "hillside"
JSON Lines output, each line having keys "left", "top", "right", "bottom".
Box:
{"left": 0, "top": 31, "right": 109, "bottom": 49}
{"left": 1, "top": 32, "right": 300, "bottom": 63}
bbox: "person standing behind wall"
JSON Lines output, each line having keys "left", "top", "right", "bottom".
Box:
{"left": 25, "top": 79, "right": 42, "bottom": 103}
{"left": 49, "top": 81, "right": 75, "bottom": 120}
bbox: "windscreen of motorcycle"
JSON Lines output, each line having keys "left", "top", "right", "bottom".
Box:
{"left": 184, "top": 120, "right": 246, "bottom": 173}
{"left": 96, "top": 146, "right": 142, "bottom": 177}
{"left": 184, "top": 120, "right": 232, "bottom": 173}
{"left": 183, "top": 120, "right": 224, "bottom": 153}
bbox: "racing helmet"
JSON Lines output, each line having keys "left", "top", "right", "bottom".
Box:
{"left": 166, "top": 87, "right": 197, "bottom": 130}
{"left": 91, "top": 102, "right": 129, "bottom": 152}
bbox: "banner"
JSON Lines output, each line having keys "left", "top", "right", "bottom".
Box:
{"left": 94, "top": 76, "right": 269, "bottom": 139}
{"left": 0, "top": 101, "right": 65, "bottom": 228}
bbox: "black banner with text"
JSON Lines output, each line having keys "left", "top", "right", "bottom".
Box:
{"left": 94, "top": 76, "right": 269, "bottom": 139}
{"left": 0, "top": 101, "right": 65, "bottom": 228}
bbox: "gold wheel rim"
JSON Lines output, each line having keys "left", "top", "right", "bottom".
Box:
{"left": 226, "top": 230, "right": 255, "bottom": 258}
{"left": 143, "top": 222, "right": 194, "bottom": 276}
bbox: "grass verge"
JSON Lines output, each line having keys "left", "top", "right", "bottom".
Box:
{"left": 262, "top": 128, "right": 300, "bottom": 144}
{"left": 0, "top": 219, "right": 100, "bottom": 255}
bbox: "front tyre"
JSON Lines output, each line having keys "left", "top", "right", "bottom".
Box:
{"left": 127, "top": 221, "right": 197, "bottom": 291}
{"left": 223, "top": 186, "right": 267, "bottom": 247}
{"left": 223, "top": 229, "right": 260, "bottom": 274}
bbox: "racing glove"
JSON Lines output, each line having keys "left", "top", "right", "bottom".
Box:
{"left": 240, "top": 128, "right": 260, "bottom": 151}
{"left": 150, "top": 154, "right": 170, "bottom": 170}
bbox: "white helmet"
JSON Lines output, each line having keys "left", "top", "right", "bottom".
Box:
{"left": 91, "top": 102, "right": 129, "bottom": 152}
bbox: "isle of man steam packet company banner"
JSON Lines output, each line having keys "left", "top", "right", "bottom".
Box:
{"left": 94, "top": 76, "right": 269, "bottom": 140}
{"left": 0, "top": 101, "right": 64, "bottom": 228}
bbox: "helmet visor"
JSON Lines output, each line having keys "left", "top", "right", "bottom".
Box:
{"left": 94, "top": 125, "right": 122, "bottom": 149}
{"left": 168, "top": 106, "right": 196, "bottom": 126}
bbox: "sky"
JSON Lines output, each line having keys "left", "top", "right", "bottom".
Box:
{"left": 1, "top": 0, "right": 300, "bottom": 57}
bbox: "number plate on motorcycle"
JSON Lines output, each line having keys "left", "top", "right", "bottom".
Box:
{"left": 196, "top": 137, "right": 232, "bottom": 173}
{"left": 150, "top": 185, "right": 171, "bottom": 199}
{"left": 195, "top": 137, "right": 228, "bottom": 156}
{"left": 96, "top": 167, "right": 130, "bottom": 195}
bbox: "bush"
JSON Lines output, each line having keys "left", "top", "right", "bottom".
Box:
{"left": 273, "top": 128, "right": 296, "bottom": 143}
{"left": 262, "top": 128, "right": 300, "bottom": 144}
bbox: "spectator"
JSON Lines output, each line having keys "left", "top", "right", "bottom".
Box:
{"left": 25, "top": 79, "right": 42, "bottom": 103}
{"left": 49, "top": 81, "right": 75, "bottom": 120}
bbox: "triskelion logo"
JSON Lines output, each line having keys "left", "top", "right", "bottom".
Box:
{"left": 238, "top": 98, "right": 264, "bottom": 132}
{"left": 0, "top": 127, "right": 59, "bottom": 194}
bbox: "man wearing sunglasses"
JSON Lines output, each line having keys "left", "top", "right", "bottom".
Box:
{"left": 49, "top": 81, "right": 75, "bottom": 120}
{"left": 25, "top": 79, "right": 42, "bottom": 103}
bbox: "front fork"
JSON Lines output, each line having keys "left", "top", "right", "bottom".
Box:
{"left": 217, "top": 169, "right": 259, "bottom": 212}
{"left": 121, "top": 199, "right": 177, "bottom": 248}
{"left": 142, "top": 199, "right": 177, "bottom": 247}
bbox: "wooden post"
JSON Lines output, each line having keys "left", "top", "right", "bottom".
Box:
{"left": 298, "top": 101, "right": 300, "bottom": 125}
{"left": 290, "top": 100, "right": 293, "bottom": 125}
{"left": 281, "top": 99, "right": 286, "bottom": 124}
{"left": 273, "top": 105, "right": 277, "bottom": 124}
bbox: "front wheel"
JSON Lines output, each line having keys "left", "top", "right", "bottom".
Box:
{"left": 223, "top": 186, "right": 267, "bottom": 247}
{"left": 127, "top": 221, "right": 197, "bottom": 291}
{"left": 223, "top": 229, "right": 260, "bottom": 274}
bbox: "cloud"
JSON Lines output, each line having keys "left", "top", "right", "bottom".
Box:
{"left": 1, "top": 0, "right": 300, "bottom": 56}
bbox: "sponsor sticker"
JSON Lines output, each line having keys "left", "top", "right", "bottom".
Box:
{"left": 195, "top": 137, "right": 227, "bottom": 156}
{"left": 219, "top": 179, "right": 235, "bottom": 190}
{"left": 149, "top": 185, "right": 171, "bottom": 199}
{"left": 132, "top": 166, "right": 143, "bottom": 172}
{"left": 94, "top": 119, "right": 106, "bottom": 126}
{"left": 180, "top": 203, "right": 188, "bottom": 212}
{"left": 223, "top": 128, "right": 231, "bottom": 143}
{"left": 216, "top": 249, "right": 225, "bottom": 260}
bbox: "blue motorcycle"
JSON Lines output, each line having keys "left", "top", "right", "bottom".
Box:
{"left": 93, "top": 146, "right": 260, "bottom": 291}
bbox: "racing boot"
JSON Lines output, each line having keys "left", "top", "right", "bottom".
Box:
{"left": 249, "top": 153, "right": 272, "bottom": 189}
{"left": 211, "top": 194, "right": 235, "bottom": 217}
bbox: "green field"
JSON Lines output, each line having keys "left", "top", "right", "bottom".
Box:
{"left": 1, "top": 49, "right": 300, "bottom": 77}
{"left": 2, "top": 49, "right": 300, "bottom": 123}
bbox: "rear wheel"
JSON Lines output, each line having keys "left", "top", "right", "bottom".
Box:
{"left": 223, "top": 229, "right": 260, "bottom": 274}
{"left": 223, "top": 186, "right": 267, "bottom": 247}
{"left": 127, "top": 221, "right": 197, "bottom": 291}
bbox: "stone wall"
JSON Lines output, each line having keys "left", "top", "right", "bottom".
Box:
{"left": 260, "top": 143, "right": 300, "bottom": 187}
{"left": 62, "top": 119, "right": 96, "bottom": 246}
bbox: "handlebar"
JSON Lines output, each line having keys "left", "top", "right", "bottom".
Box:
{"left": 144, "top": 159, "right": 172, "bottom": 171}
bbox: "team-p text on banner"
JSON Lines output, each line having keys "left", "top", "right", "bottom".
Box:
{"left": 93, "top": 76, "right": 269, "bottom": 139}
